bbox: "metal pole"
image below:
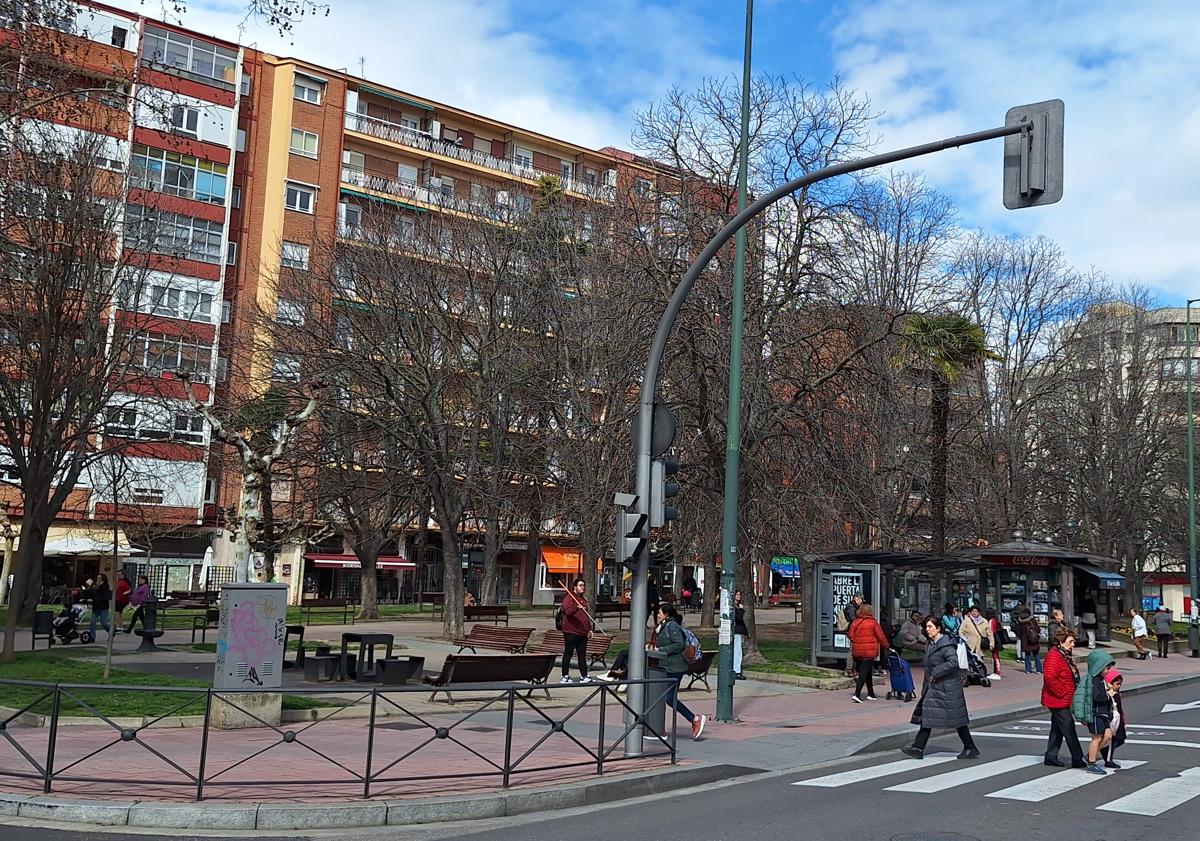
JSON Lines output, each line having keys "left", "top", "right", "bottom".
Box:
{"left": 717, "top": 0, "right": 753, "bottom": 723}
{"left": 1188, "top": 300, "right": 1200, "bottom": 656}
{"left": 623, "top": 119, "right": 1031, "bottom": 757}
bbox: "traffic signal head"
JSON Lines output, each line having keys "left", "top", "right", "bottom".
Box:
{"left": 650, "top": 457, "right": 680, "bottom": 528}
{"left": 618, "top": 507, "right": 648, "bottom": 570}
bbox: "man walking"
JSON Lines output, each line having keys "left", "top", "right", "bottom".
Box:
{"left": 1154, "top": 605, "right": 1173, "bottom": 658}
{"left": 559, "top": 577, "right": 593, "bottom": 684}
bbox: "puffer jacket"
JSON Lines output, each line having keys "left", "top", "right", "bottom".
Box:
{"left": 848, "top": 616, "right": 890, "bottom": 660}
{"left": 1041, "top": 645, "right": 1078, "bottom": 709}
{"left": 1072, "top": 649, "right": 1115, "bottom": 723}
{"left": 911, "top": 633, "right": 970, "bottom": 730}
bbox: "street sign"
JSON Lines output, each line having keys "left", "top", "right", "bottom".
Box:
{"left": 632, "top": 402, "right": 677, "bottom": 458}
{"left": 1002, "top": 99, "right": 1064, "bottom": 209}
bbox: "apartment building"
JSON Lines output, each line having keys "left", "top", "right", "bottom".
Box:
{"left": 3, "top": 2, "right": 668, "bottom": 603}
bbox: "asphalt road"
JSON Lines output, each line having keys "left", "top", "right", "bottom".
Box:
{"left": 5, "top": 676, "right": 1200, "bottom": 841}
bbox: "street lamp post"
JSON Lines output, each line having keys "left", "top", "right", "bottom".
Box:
{"left": 1065, "top": 519, "right": 1079, "bottom": 550}
{"left": 1186, "top": 299, "right": 1200, "bottom": 656}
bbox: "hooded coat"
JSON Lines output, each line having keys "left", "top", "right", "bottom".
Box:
{"left": 911, "top": 633, "right": 969, "bottom": 730}
{"left": 1072, "top": 649, "right": 1115, "bottom": 723}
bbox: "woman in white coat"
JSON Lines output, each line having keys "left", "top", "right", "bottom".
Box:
{"left": 1129, "top": 608, "right": 1149, "bottom": 660}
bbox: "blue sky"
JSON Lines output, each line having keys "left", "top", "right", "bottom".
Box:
{"left": 117, "top": 0, "right": 1200, "bottom": 301}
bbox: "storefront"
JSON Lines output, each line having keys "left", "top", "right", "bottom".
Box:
{"left": 535, "top": 545, "right": 582, "bottom": 605}
{"left": 769, "top": 555, "right": 802, "bottom": 599}
{"left": 301, "top": 553, "right": 415, "bottom": 603}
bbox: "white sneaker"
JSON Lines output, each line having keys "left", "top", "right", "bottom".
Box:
{"left": 559, "top": 675, "right": 573, "bottom": 684}
{"left": 987, "top": 674, "right": 1002, "bottom": 681}
{"left": 851, "top": 695, "right": 863, "bottom": 704}
{"left": 578, "top": 676, "right": 593, "bottom": 684}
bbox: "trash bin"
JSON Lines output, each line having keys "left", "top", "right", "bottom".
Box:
{"left": 643, "top": 658, "right": 670, "bottom": 738}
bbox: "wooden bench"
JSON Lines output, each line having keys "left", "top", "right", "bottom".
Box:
{"left": 452, "top": 625, "right": 533, "bottom": 654}
{"left": 594, "top": 602, "right": 629, "bottom": 630}
{"left": 421, "top": 592, "right": 446, "bottom": 619}
{"left": 684, "top": 650, "right": 717, "bottom": 691}
{"left": 464, "top": 605, "right": 509, "bottom": 625}
{"left": 529, "top": 629, "right": 614, "bottom": 670}
{"left": 300, "top": 597, "right": 355, "bottom": 625}
{"left": 424, "top": 653, "right": 558, "bottom": 701}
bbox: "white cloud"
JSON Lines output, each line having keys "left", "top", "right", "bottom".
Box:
{"left": 829, "top": 0, "right": 1200, "bottom": 298}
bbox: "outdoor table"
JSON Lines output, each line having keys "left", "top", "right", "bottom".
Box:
{"left": 339, "top": 632, "right": 395, "bottom": 682}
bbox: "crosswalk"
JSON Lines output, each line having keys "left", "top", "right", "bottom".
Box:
{"left": 792, "top": 754, "right": 1200, "bottom": 817}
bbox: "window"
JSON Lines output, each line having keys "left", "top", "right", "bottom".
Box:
{"left": 226, "top": 240, "right": 237, "bottom": 265}
{"left": 514, "top": 146, "right": 533, "bottom": 169}
{"left": 221, "top": 300, "right": 231, "bottom": 323}
{"left": 333, "top": 255, "right": 357, "bottom": 296}
{"left": 123, "top": 205, "right": 225, "bottom": 264}
{"left": 276, "top": 298, "right": 306, "bottom": 326}
{"left": 169, "top": 104, "right": 199, "bottom": 136}
{"left": 634, "top": 177, "right": 652, "bottom": 197}
{"left": 231, "top": 186, "right": 241, "bottom": 209}
{"left": 436, "top": 176, "right": 455, "bottom": 199}
{"left": 289, "top": 128, "right": 318, "bottom": 157}
{"left": 104, "top": 406, "right": 137, "bottom": 436}
{"left": 280, "top": 241, "right": 310, "bottom": 269}
{"left": 216, "top": 355, "right": 229, "bottom": 382}
{"left": 394, "top": 215, "right": 415, "bottom": 243}
{"left": 338, "top": 201, "right": 362, "bottom": 238}
{"left": 173, "top": 412, "right": 205, "bottom": 443}
{"left": 134, "top": 331, "right": 214, "bottom": 380}
{"left": 342, "top": 150, "right": 365, "bottom": 172}
{"left": 293, "top": 76, "right": 322, "bottom": 104}
{"left": 130, "top": 144, "right": 229, "bottom": 204}
{"left": 130, "top": 487, "right": 165, "bottom": 505}
{"left": 204, "top": 477, "right": 217, "bottom": 504}
{"left": 397, "top": 163, "right": 418, "bottom": 185}
{"left": 141, "top": 26, "right": 237, "bottom": 87}
{"left": 400, "top": 116, "right": 420, "bottom": 131}
{"left": 560, "top": 161, "right": 573, "bottom": 182}
{"left": 271, "top": 353, "right": 301, "bottom": 382}
{"left": 335, "top": 314, "right": 354, "bottom": 349}
{"left": 111, "top": 26, "right": 128, "bottom": 49}
{"left": 285, "top": 182, "right": 315, "bottom": 213}
{"left": 143, "top": 282, "right": 214, "bottom": 320}
{"left": 236, "top": 129, "right": 246, "bottom": 152}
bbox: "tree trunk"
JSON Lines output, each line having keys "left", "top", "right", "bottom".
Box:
{"left": 234, "top": 471, "right": 260, "bottom": 583}
{"left": 738, "top": 548, "right": 764, "bottom": 663}
{"left": 441, "top": 529, "right": 465, "bottom": 639}
{"left": 259, "top": 476, "right": 276, "bottom": 582}
{"left": 481, "top": 520, "right": 501, "bottom": 605}
{"left": 929, "top": 375, "right": 951, "bottom": 556}
{"left": 2, "top": 514, "right": 49, "bottom": 662}
{"left": 522, "top": 514, "right": 541, "bottom": 607}
{"left": 359, "top": 555, "right": 380, "bottom": 620}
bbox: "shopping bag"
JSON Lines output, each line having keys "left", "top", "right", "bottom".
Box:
{"left": 956, "top": 639, "right": 969, "bottom": 670}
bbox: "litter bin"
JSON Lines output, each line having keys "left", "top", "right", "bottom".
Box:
{"left": 643, "top": 657, "right": 670, "bottom": 739}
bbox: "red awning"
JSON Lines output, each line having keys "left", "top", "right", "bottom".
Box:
{"left": 305, "top": 553, "right": 413, "bottom": 569}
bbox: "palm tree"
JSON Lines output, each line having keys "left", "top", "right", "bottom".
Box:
{"left": 901, "top": 313, "right": 1000, "bottom": 556}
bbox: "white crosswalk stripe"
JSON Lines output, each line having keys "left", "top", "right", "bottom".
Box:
{"left": 791, "top": 753, "right": 957, "bottom": 787}
{"left": 1096, "top": 768, "right": 1200, "bottom": 816}
{"left": 986, "top": 760, "right": 1146, "bottom": 802}
{"left": 884, "top": 754, "right": 1042, "bottom": 793}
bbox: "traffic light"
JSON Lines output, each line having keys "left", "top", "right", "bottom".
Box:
{"left": 618, "top": 506, "right": 647, "bottom": 570}
{"left": 650, "top": 457, "right": 679, "bottom": 528}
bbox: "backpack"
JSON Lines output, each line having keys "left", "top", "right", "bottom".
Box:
{"left": 554, "top": 607, "right": 564, "bottom": 631}
{"left": 681, "top": 625, "right": 704, "bottom": 663}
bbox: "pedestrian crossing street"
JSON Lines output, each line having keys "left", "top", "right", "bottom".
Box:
{"left": 792, "top": 754, "right": 1200, "bottom": 816}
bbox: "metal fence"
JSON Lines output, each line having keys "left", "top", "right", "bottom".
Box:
{"left": 0, "top": 678, "right": 678, "bottom": 801}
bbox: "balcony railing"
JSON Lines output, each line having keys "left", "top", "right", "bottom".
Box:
{"left": 341, "top": 165, "right": 507, "bottom": 222}
{"left": 344, "top": 113, "right": 605, "bottom": 199}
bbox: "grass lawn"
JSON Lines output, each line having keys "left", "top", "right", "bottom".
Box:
{"left": 0, "top": 651, "right": 336, "bottom": 716}
{"left": 183, "top": 638, "right": 335, "bottom": 655}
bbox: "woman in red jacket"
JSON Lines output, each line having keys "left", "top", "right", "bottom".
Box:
{"left": 1041, "top": 625, "right": 1086, "bottom": 767}
{"left": 848, "top": 604, "right": 891, "bottom": 703}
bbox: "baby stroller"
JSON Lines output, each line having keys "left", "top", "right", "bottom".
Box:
{"left": 961, "top": 648, "right": 992, "bottom": 687}
{"left": 52, "top": 603, "right": 92, "bottom": 645}
{"left": 885, "top": 650, "right": 916, "bottom": 701}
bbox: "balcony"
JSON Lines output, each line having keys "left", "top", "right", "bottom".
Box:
{"left": 344, "top": 113, "right": 602, "bottom": 199}
{"left": 341, "top": 165, "right": 506, "bottom": 221}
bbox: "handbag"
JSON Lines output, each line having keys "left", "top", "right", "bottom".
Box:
{"left": 956, "top": 639, "right": 969, "bottom": 670}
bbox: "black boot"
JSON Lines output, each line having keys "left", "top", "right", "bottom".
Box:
{"left": 900, "top": 745, "right": 924, "bottom": 760}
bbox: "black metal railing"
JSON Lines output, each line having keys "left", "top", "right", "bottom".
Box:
{"left": 0, "top": 677, "right": 678, "bottom": 801}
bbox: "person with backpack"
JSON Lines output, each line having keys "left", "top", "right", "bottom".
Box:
{"left": 1020, "top": 612, "right": 1043, "bottom": 674}
{"left": 1073, "top": 649, "right": 1117, "bottom": 774}
{"left": 848, "top": 604, "right": 890, "bottom": 703}
{"left": 941, "top": 603, "right": 961, "bottom": 635}
{"left": 559, "top": 577, "right": 593, "bottom": 684}
{"left": 649, "top": 603, "right": 706, "bottom": 740}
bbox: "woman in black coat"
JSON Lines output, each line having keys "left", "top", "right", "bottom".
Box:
{"left": 901, "top": 615, "right": 980, "bottom": 760}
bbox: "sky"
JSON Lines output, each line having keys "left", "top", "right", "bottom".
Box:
{"left": 114, "top": 0, "right": 1200, "bottom": 301}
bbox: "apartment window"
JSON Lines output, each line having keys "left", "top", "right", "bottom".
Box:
{"left": 216, "top": 355, "right": 229, "bottom": 382}
{"left": 339, "top": 201, "right": 362, "bottom": 238}
{"left": 130, "top": 144, "right": 228, "bottom": 204}
{"left": 124, "top": 205, "right": 224, "bottom": 264}
{"left": 111, "top": 26, "right": 128, "bottom": 49}
{"left": 285, "top": 182, "right": 315, "bottom": 213}
{"left": 236, "top": 129, "right": 246, "bottom": 152}
{"left": 400, "top": 116, "right": 420, "bottom": 131}
{"left": 204, "top": 477, "right": 217, "bottom": 504}
{"left": 394, "top": 215, "right": 415, "bottom": 243}
{"left": 436, "top": 176, "right": 455, "bottom": 199}
{"left": 470, "top": 182, "right": 487, "bottom": 204}
{"left": 276, "top": 298, "right": 306, "bottom": 326}
{"left": 293, "top": 76, "right": 322, "bottom": 104}
{"left": 141, "top": 26, "right": 237, "bottom": 86}
{"left": 221, "top": 300, "right": 231, "bottom": 323}
{"left": 280, "top": 241, "right": 310, "bottom": 269}
{"left": 271, "top": 353, "right": 301, "bottom": 382}
{"left": 397, "top": 163, "right": 418, "bottom": 185}
{"left": 135, "top": 331, "right": 214, "bottom": 380}
{"left": 342, "top": 150, "right": 365, "bottom": 172}
{"left": 170, "top": 105, "right": 200, "bottom": 136}
{"left": 144, "top": 283, "right": 214, "bottom": 320}
{"left": 335, "top": 314, "right": 354, "bottom": 349}
{"left": 231, "top": 186, "right": 241, "bottom": 208}
{"left": 633, "top": 177, "right": 652, "bottom": 197}
{"left": 560, "top": 162, "right": 573, "bottom": 182}
{"left": 514, "top": 146, "right": 533, "bottom": 169}
{"left": 226, "top": 240, "right": 237, "bottom": 265}
{"left": 130, "top": 486, "right": 166, "bottom": 505}
{"left": 104, "top": 406, "right": 137, "bottom": 436}
{"left": 289, "top": 128, "right": 318, "bottom": 158}
{"left": 173, "top": 412, "right": 205, "bottom": 443}
{"left": 333, "top": 255, "right": 357, "bottom": 296}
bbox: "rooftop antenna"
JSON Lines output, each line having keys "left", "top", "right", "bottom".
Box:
{"left": 358, "top": 56, "right": 366, "bottom": 77}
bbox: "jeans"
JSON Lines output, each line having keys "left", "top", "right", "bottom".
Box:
{"left": 664, "top": 671, "right": 696, "bottom": 724}
{"left": 1158, "top": 632, "right": 1172, "bottom": 657}
{"left": 1024, "top": 652, "right": 1042, "bottom": 673}
{"left": 561, "top": 632, "right": 588, "bottom": 678}
{"left": 913, "top": 725, "right": 974, "bottom": 750}
{"left": 89, "top": 608, "right": 111, "bottom": 637}
{"left": 853, "top": 657, "right": 876, "bottom": 698}
{"left": 733, "top": 634, "right": 744, "bottom": 673}
{"left": 1045, "top": 707, "right": 1085, "bottom": 763}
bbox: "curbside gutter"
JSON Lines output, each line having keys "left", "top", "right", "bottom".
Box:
{"left": 0, "top": 763, "right": 757, "bottom": 830}
{"left": 852, "top": 670, "right": 1200, "bottom": 755}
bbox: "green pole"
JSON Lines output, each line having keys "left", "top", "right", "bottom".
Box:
{"left": 717, "top": 0, "right": 753, "bottom": 723}
{"left": 1188, "top": 300, "right": 1200, "bottom": 656}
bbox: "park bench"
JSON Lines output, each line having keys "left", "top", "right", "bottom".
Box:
{"left": 594, "top": 602, "right": 629, "bottom": 630}
{"left": 422, "top": 592, "right": 446, "bottom": 619}
{"left": 452, "top": 625, "right": 533, "bottom": 654}
{"left": 189, "top": 607, "right": 221, "bottom": 643}
{"left": 300, "top": 597, "right": 355, "bottom": 625}
{"left": 529, "top": 629, "right": 614, "bottom": 670}
{"left": 424, "top": 653, "right": 557, "bottom": 701}
{"left": 464, "top": 604, "right": 510, "bottom": 625}
{"left": 684, "top": 650, "right": 717, "bottom": 691}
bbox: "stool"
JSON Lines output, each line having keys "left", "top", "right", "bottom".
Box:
{"left": 304, "top": 654, "right": 340, "bottom": 682}
{"left": 376, "top": 655, "right": 425, "bottom": 686}
{"left": 283, "top": 624, "right": 305, "bottom": 669}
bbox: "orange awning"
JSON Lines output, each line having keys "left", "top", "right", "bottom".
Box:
{"left": 541, "top": 546, "right": 582, "bottom": 575}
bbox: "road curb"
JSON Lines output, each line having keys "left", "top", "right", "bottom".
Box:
{"left": 0, "top": 763, "right": 756, "bottom": 830}
{"left": 852, "top": 670, "right": 1200, "bottom": 755}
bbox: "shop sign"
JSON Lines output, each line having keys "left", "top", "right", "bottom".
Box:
{"left": 987, "top": 555, "right": 1054, "bottom": 567}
